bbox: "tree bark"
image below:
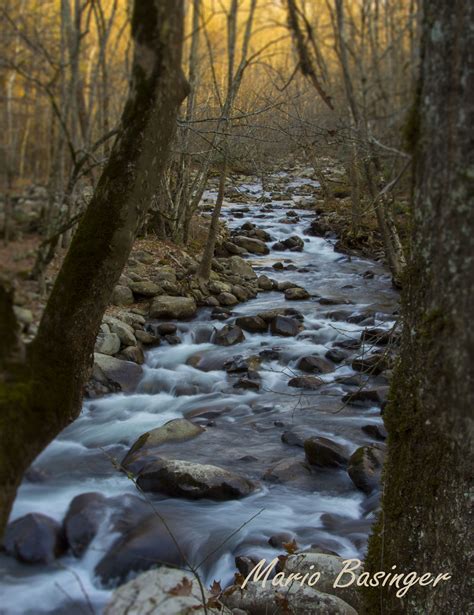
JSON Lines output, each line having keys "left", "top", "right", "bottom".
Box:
{"left": 0, "top": 0, "right": 188, "bottom": 536}
{"left": 364, "top": 1, "right": 474, "bottom": 613}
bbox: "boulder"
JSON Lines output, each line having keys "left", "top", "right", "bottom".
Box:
{"left": 263, "top": 459, "right": 311, "bottom": 484}
{"left": 361, "top": 424, "right": 387, "bottom": 441}
{"left": 135, "top": 330, "right": 160, "bottom": 346}
{"left": 223, "top": 580, "right": 357, "bottom": 615}
{"left": 283, "top": 552, "right": 361, "bottom": 610}
{"left": 231, "top": 285, "right": 249, "bottom": 301}
{"left": 63, "top": 492, "right": 107, "bottom": 557}
{"left": 272, "top": 235, "right": 305, "bottom": 252}
{"left": 136, "top": 459, "right": 256, "bottom": 500}
{"left": 129, "top": 280, "right": 162, "bottom": 297}
{"left": 105, "top": 567, "right": 214, "bottom": 614}
{"left": 111, "top": 285, "right": 134, "bottom": 306}
{"left": 104, "top": 316, "right": 137, "bottom": 347}
{"left": 325, "top": 348, "right": 348, "bottom": 363}
{"left": 208, "top": 280, "right": 232, "bottom": 295}
{"left": 149, "top": 296, "right": 197, "bottom": 319}
{"left": 93, "top": 353, "right": 143, "bottom": 392}
{"left": 95, "top": 324, "right": 121, "bottom": 355}
{"left": 157, "top": 322, "right": 178, "bottom": 335}
{"left": 297, "top": 356, "right": 334, "bottom": 374}
{"left": 281, "top": 430, "right": 305, "bottom": 448}
{"left": 257, "top": 275, "right": 274, "bottom": 291}
{"left": 4, "top": 513, "right": 66, "bottom": 564}
{"left": 288, "top": 376, "right": 323, "bottom": 390}
{"left": 342, "top": 387, "right": 389, "bottom": 406}
{"left": 224, "top": 355, "right": 261, "bottom": 373}
{"left": 348, "top": 445, "right": 385, "bottom": 494}
{"left": 304, "top": 437, "right": 349, "bottom": 468}
{"left": 119, "top": 345, "right": 145, "bottom": 364}
{"left": 122, "top": 419, "right": 205, "bottom": 472}
{"left": 212, "top": 324, "right": 245, "bottom": 346}
{"left": 285, "top": 287, "right": 310, "bottom": 301}
{"left": 352, "top": 353, "right": 389, "bottom": 375}
{"left": 218, "top": 292, "right": 238, "bottom": 306}
{"left": 235, "top": 315, "right": 267, "bottom": 333}
{"left": 270, "top": 316, "right": 302, "bottom": 337}
{"left": 96, "top": 517, "right": 186, "bottom": 585}
{"left": 233, "top": 236, "right": 269, "bottom": 254}
{"left": 225, "top": 255, "right": 257, "bottom": 279}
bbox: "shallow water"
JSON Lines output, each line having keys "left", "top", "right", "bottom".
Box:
{"left": 0, "top": 172, "right": 398, "bottom": 614}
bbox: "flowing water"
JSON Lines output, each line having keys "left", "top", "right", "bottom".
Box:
{"left": 0, "top": 172, "right": 398, "bottom": 614}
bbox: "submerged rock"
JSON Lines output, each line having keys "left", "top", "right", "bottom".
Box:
{"left": 96, "top": 517, "right": 186, "bottom": 586}
{"left": 136, "top": 459, "right": 256, "bottom": 500}
{"left": 4, "top": 513, "right": 67, "bottom": 564}
{"left": 304, "top": 437, "right": 349, "bottom": 468}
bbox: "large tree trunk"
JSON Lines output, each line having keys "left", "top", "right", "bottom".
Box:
{"left": 364, "top": 1, "right": 473, "bottom": 613}
{"left": 0, "top": 0, "right": 188, "bottom": 536}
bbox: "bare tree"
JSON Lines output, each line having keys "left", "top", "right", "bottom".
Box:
{"left": 0, "top": 0, "right": 188, "bottom": 535}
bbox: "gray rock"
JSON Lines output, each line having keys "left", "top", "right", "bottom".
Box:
{"left": 224, "top": 256, "right": 257, "bottom": 279}
{"left": 285, "top": 287, "right": 310, "bottom": 301}
{"left": 104, "top": 316, "right": 137, "bottom": 347}
{"left": 4, "top": 513, "right": 66, "bottom": 564}
{"left": 288, "top": 376, "right": 323, "bottom": 390}
{"left": 270, "top": 316, "right": 302, "bottom": 337}
{"left": 105, "top": 567, "right": 215, "bottom": 614}
{"left": 111, "top": 285, "right": 134, "bottom": 306}
{"left": 297, "top": 355, "right": 334, "bottom": 374}
{"left": 149, "top": 296, "right": 197, "bottom": 319}
{"left": 119, "top": 345, "right": 145, "bottom": 364}
{"left": 63, "top": 492, "right": 107, "bottom": 557}
{"left": 223, "top": 580, "right": 357, "bottom": 615}
{"left": 95, "top": 324, "right": 121, "bottom": 355}
{"left": 233, "top": 236, "right": 269, "bottom": 254}
{"left": 348, "top": 445, "right": 385, "bottom": 494}
{"left": 122, "top": 419, "right": 205, "bottom": 473}
{"left": 235, "top": 315, "right": 267, "bottom": 333}
{"left": 136, "top": 459, "right": 256, "bottom": 500}
{"left": 257, "top": 275, "right": 274, "bottom": 291}
{"left": 93, "top": 353, "right": 143, "bottom": 392}
{"left": 218, "top": 292, "right": 239, "bottom": 306}
{"left": 129, "top": 280, "right": 162, "bottom": 297}
{"left": 304, "top": 437, "right": 349, "bottom": 467}
{"left": 212, "top": 324, "right": 245, "bottom": 346}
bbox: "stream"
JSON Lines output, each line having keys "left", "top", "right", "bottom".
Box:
{"left": 0, "top": 171, "right": 398, "bottom": 614}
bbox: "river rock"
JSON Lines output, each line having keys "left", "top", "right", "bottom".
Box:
{"left": 297, "top": 355, "right": 334, "bottom": 374}
{"left": 325, "top": 348, "right": 348, "bottom": 363}
{"left": 233, "top": 236, "right": 269, "bottom": 254}
{"left": 119, "top": 345, "right": 145, "bottom": 364}
{"left": 149, "top": 296, "right": 197, "bottom": 319}
{"left": 361, "top": 424, "right": 387, "bottom": 441}
{"left": 129, "top": 280, "right": 161, "bottom": 297}
{"left": 222, "top": 580, "right": 357, "bottom": 615}
{"left": 4, "top": 513, "right": 67, "bottom": 564}
{"left": 361, "top": 327, "right": 393, "bottom": 345}
{"left": 122, "top": 419, "right": 205, "bottom": 473}
{"left": 352, "top": 352, "right": 389, "bottom": 375}
{"left": 224, "top": 255, "right": 257, "bottom": 279}
{"left": 104, "top": 316, "right": 137, "bottom": 347}
{"left": 288, "top": 376, "right": 323, "bottom": 390}
{"left": 95, "top": 324, "right": 121, "bottom": 355}
{"left": 304, "top": 437, "right": 349, "bottom": 467}
{"left": 342, "top": 387, "right": 389, "bottom": 406}
{"left": 270, "top": 316, "right": 302, "bottom": 337}
{"left": 93, "top": 353, "right": 143, "bottom": 392}
{"left": 63, "top": 492, "right": 107, "bottom": 557}
{"left": 281, "top": 430, "right": 305, "bottom": 447}
{"left": 112, "top": 285, "right": 134, "bottom": 306}
{"left": 218, "top": 292, "right": 238, "bottom": 306}
{"left": 135, "top": 330, "right": 160, "bottom": 346}
{"left": 285, "top": 286, "right": 310, "bottom": 300}
{"left": 283, "top": 552, "right": 361, "bottom": 610}
{"left": 104, "top": 567, "right": 215, "bottom": 614}
{"left": 263, "top": 459, "right": 311, "bottom": 484}
{"left": 212, "top": 324, "right": 245, "bottom": 346}
{"left": 136, "top": 459, "right": 256, "bottom": 500}
{"left": 96, "top": 516, "right": 186, "bottom": 586}
{"left": 347, "top": 445, "right": 385, "bottom": 494}
{"left": 257, "top": 275, "right": 274, "bottom": 290}
{"left": 224, "top": 355, "right": 261, "bottom": 373}
{"left": 235, "top": 315, "right": 267, "bottom": 333}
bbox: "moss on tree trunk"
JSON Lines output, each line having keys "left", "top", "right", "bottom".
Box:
{"left": 363, "top": 1, "right": 474, "bottom": 613}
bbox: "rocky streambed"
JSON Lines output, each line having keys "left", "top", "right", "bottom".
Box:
{"left": 0, "top": 169, "right": 398, "bottom": 614}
